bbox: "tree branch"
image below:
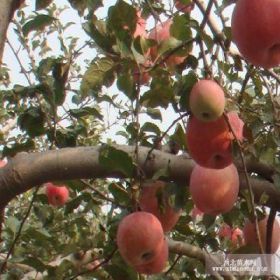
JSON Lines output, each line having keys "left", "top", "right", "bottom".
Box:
{"left": 0, "top": 145, "right": 279, "bottom": 211}
{"left": 0, "top": 0, "right": 22, "bottom": 64}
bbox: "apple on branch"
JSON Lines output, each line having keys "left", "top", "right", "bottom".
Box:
{"left": 231, "top": 0, "right": 280, "bottom": 68}
{"left": 139, "top": 180, "right": 182, "bottom": 232}
{"left": 189, "top": 79, "right": 226, "bottom": 122}
{"left": 189, "top": 163, "right": 239, "bottom": 216}
{"left": 116, "top": 211, "right": 168, "bottom": 274}
{"left": 45, "top": 182, "right": 69, "bottom": 207}
{"left": 243, "top": 215, "right": 280, "bottom": 253}
{"left": 148, "top": 19, "right": 190, "bottom": 69}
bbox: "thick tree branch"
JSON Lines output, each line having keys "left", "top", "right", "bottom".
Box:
{"left": 0, "top": 0, "right": 22, "bottom": 64}
{"left": 0, "top": 145, "right": 279, "bottom": 211}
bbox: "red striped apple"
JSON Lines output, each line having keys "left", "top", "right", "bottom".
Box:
{"left": 116, "top": 211, "right": 167, "bottom": 272}
{"left": 231, "top": 0, "right": 280, "bottom": 68}
{"left": 139, "top": 180, "right": 182, "bottom": 232}
{"left": 189, "top": 163, "right": 239, "bottom": 216}
{"left": 45, "top": 182, "right": 69, "bottom": 206}
{"left": 243, "top": 216, "right": 280, "bottom": 253}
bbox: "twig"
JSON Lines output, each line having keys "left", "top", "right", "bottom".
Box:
{"left": 266, "top": 208, "right": 276, "bottom": 254}
{"left": 223, "top": 113, "right": 265, "bottom": 255}
{"left": 6, "top": 38, "right": 32, "bottom": 85}
{"left": 0, "top": 186, "right": 40, "bottom": 273}
{"left": 164, "top": 254, "right": 181, "bottom": 275}
{"left": 69, "top": 247, "right": 117, "bottom": 280}
{"left": 143, "top": 112, "right": 188, "bottom": 169}
{"left": 80, "top": 179, "right": 127, "bottom": 209}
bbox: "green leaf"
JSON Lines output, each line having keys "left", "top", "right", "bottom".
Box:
{"left": 22, "top": 15, "right": 56, "bottom": 36}
{"left": 165, "top": 182, "right": 187, "bottom": 211}
{"left": 36, "top": 0, "right": 53, "bottom": 10}
{"left": 179, "top": 71, "right": 198, "bottom": 110}
{"left": 146, "top": 108, "right": 162, "bottom": 121}
{"left": 202, "top": 214, "right": 216, "bottom": 228}
{"left": 107, "top": 0, "right": 136, "bottom": 40}
{"left": 21, "top": 257, "right": 46, "bottom": 272}
{"left": 140, "top": 122, "right": 161, "bottom": 136}
{"left": 170, "top": 123, "right": 187, "bottom": 150}
{"left": 67, "top": 0, "right": 87, "bottom": 15}
{"left": 99, "top": 145, "right": 134, "bottom": 177}
{"left": 170, "top": 15, "right": 192, "bottom": 41}
{"left": 2, "top": 139, "right": 35, "bottom": 157}
{"left": 18, "top": 107, "right": 46, "bottom": 137}
{"left": 109, "top": 183, "right": 130, "bottom": 205}
{"left": 117, "top": 72, "right": 135, "bottom": 100}
{"left": 80, "top": 57, "right": 115, "bottom": 97}
{"left": 6, "top": 217, "right": 20, "bottom": 235}
{"left": 69, "top": 107, "right": 103, "bottom": 120}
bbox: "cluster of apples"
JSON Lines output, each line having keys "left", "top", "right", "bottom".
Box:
{"left": 186, "top": 79, "right": 243, "bottom": 216}
{"left": 132, "top": 1, "right": 194, "bottom": 85}
{"left": 116, "top": 180, "right": 182, "bottom": 274}
{"left": 186, "top": 79, "right": 280, "bottom": 252}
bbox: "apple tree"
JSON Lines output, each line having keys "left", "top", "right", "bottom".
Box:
{"left": 0, "top": 0, "right": 280, "bottom": 279}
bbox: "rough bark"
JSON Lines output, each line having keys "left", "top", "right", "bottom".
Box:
{"left": 0, "top": 145, "right": 279, "bottom": 211}
{"left": 0, "top": 0, "right": 22, "bottom": 64}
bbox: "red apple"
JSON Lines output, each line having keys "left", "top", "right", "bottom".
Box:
{"left": 0, "top": 160, "right": 7, "bottom": 168}
{"left": 218, "top": 224, "right": 232, "bottom": 239}
{"left": 139, "top": 180, "right": 182, "bottom": 232}
{"left": 148, "top": 19, "right": 188, "bottom": 68}
{"left": 45, "top": 182, "right": 69, "bottom": 206}
{"left": 227, "top": 111, "right": 244, "bottom": 141}
{"left": 116, "top": 212, "right": 166, "bottom": 268}
{"left": 219, "top": 224, "right": 244, "bottom": 247}
{"left": 186, "top": 115, "right": 233, "bottom": 169}
{"left": 243, "top": 216, "right": 280, "bottom": 253}
{"left": 175, "top": 0, "right": 194, "bottom": 13}
{"left": 231, "top": 0, "right": 280, "bottom": 68}
{"left": 189, "top": 79, "right": 226, "bottom": 122}
{"left": 133, "top": 10, "right": 147, "bottom": 39}
{"left": 231, "top": 227, "right": 244, "bottom": 247}
{"left": 191, "top": 205, "right": 204, "bottom": 220}
{"left": 189, "top": 163, "right": 239, "bottom": 216}
{"left": 133, "top": 238, "right": 168, "bottom": 275}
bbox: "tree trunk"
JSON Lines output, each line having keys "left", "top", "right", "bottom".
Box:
{"left": 0, "top": 0, "right": 18, "bottom": 64}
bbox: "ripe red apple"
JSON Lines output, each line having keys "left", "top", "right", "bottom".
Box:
{"left": 227, "top": 111, "right": 244, "bottom": 141}
{"left": 133, "top": 10, "right": 147, "bottom": 39}
{"left": 0, "top": 160, "right": 7, "bottom": 168}
{"left": 175, "top": 0, "right": 194, "bottom": 13}
{"left": 149, "top": 19, "right": 188, "bottom": 68}
{"left": 116, "top": 212, "right": 166, "bottom": 269}
{"left": 139, "top": 181, "right": 182, "bottom": 232}
{"left": 189, "top": 79, "right": 226, "bottom": 122}
{"left": 133, "top": 238, "right": 168, "bottom": 275}
{"left": 219, "top": 224, "right": 244, "bottom": 247}
{"left": 186, "top": 115, "right": 233, "bottom": 169}
{"left": 231, "top": 227, "right": 244, "bottom": 247}
{"left": 231, "top": 0, "right": 280, "bottom": 68}
{"left": 243, "top": 216, "right": 280, "bottom": 253}
{"left": 191, "top": 205, "right": 204, "bottom": 220}
{"left": 189, "top": 163, "right": 239, "bottom": 216}
{"left": 218, "top": 224, "right": 232, "bottom": 239}
{"left": 45, "top": 182, "right": 69, "bottom": 206}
